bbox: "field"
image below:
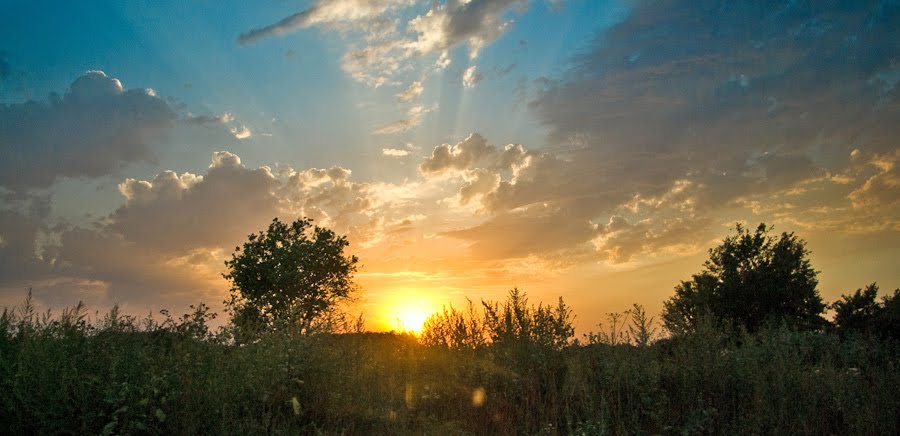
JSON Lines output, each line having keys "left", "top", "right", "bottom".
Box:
{"left": 2, "top": 293, "right": 898, "bottom": 435}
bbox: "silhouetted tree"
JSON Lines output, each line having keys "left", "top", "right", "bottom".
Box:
{"left": 832, "top": 283, "right": 900, "bottom": 340}
{"left": 224, "top": 217, "right": 358, "bottom": 333}
{"left": 662, "top": 223, "right": 826, "bottom": 335}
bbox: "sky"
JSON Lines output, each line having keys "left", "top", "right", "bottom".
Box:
{"left": 1, "top": 0, "right": 899, "bottom": 333}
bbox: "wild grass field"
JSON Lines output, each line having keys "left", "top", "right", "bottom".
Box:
{"left": 1, "top": 289, "right": 898, "bottom": 436}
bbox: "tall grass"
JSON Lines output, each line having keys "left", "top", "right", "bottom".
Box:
{"left": 1, "top": 290, "right": 898, "bottom": 435}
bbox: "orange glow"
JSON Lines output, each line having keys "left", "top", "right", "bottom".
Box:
{"left": 378, "top": 290, "right": 441, "bottom": 334}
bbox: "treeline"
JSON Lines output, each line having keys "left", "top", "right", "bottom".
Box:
{"left": 0, "top": 222, "right": 898, "bottom": 435}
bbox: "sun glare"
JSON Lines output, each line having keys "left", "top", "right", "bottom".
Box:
{"left": 386, "top": 293, "right": 439, "bottom": 334}
{"left": 396, "top": 308, "right": 429, "bottom": 334}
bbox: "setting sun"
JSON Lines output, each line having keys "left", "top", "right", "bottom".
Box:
{"left": 395, "top": 308, "right": 430, "bottom": 334}
{"left": 381, "top": 293, "right": 440, "bottom": 334}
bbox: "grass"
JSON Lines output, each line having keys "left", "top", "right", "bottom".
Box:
{"left": 1, "top": 292, "right": 898, "bottom": 435}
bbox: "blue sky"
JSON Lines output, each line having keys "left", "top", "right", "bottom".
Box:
{"left": 1, "top": 0, "right": 898, "bottom": 330}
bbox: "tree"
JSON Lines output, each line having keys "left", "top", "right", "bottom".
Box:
{"left": 662, "top": 223, "right": 826, "bottom": 335}
{"left": 831, "top": 283, "right": 881, "bottom": 337}
{"left": 831, "top": 283, "right": 900, "bottom": 340}
{"left": 224, "top": 217, "right": 358, "bottom": 332}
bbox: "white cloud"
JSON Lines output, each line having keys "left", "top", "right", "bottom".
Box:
{"left": 383, "top": 148, "right": 410, "bottom": 157}
{"left": 406, "top": 0, "right": 526, "bottom": 59}
{"left": 462, "top": 65, "right": 483, "bottom": 88}
{"left": 230, "top": 125, "right": 252, "bottom": 139}
{"left": 396, "top": 81, "right": 423, "bottom": 102}
{"left": 420, "top": 133, "right": 496, "bottom": 174}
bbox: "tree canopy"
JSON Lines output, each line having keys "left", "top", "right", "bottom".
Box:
{"left": 662, "top": 223, "right": 826, "bottom": 335}
{"left": 831, "top": 283, "right": 900, "bottom": 340}
{"left": 224, "top": 217, "right": 358, "bottom": 332}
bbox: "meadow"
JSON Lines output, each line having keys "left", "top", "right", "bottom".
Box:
{"left": 1, "top": 290, "right": 898, "bottom": 435}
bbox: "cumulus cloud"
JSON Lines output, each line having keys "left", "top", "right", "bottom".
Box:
{"left": 109, "top": 151, "right": 281, "bottom": 253}
{"left": 458, "top": 168, "right": 500, "bottom": 204}
{"left": 407, "top": 0, "right": 526, "bottom": 59}
{"left": 0, "top": 150, "right": 391, "bottom": 310}
{"left": 462, "top": 65, "right": 483, "bottom": 88}
{"left": 0, "top": 70, "right": 176, "bottom": 190}
{"left": 419, "top": 133, "right": 496, "bottom": 174}
{"left": 229, "top": 125, "right": 252, "bottom": 139}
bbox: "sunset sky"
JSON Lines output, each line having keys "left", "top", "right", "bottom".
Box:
{"left": 1, "top": 0, "right": 898, "bottom": 332}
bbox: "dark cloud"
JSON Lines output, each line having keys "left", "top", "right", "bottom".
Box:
{"left": 533, "top": 0, "right": 900, "bottom": 161}
{"left": 0, "top": 151, "right": 382, "bottom": 308}
{"left": 0, "top": 71, "right": 176, "bottom": 190}
{"left": 0, "top": 193, "right": 53, "bottom": 284}
{"left": 185, "top": 112, "right": 233, "bottom": 125}
{"left": 456, "top": 0, "right": 900, "bottom": 260}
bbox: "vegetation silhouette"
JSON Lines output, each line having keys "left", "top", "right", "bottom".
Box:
{"left": 662, "top": 223, "right": 826, "bottom": 335}
{"left": 1, "top": 221, "right": 899, "bottom": 434}
{"left": 224, "top": 217, "right": 358, "bottom": 336}
{"left": 831, "top": 283, "right": 900, "bottom": 340}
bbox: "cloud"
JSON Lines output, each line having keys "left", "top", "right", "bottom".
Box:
{"left": 373, "top": 105, "right": 433, "bottom": 134}
{"left": 848, "top": 150, "right": 900, "bottom": 210}
{"left": 407, "top": 0, "right": 527, "bottom": 59}
{"left": 383, "top": 148, "right": 410, "bottom": 157}
{"left": 0, "top": 70, "right": 176, "bottom": 190}
{"left": 442, "top": 205, "right": 596, "bottom": 261}
{"left": 458, "top": 168, "right": 500, "bottom": 204}
{"left": 186, "top": 112, "right": 234, "bottom": 125}
{"left": 507, "top": 0, "right": 900, "bottom": 248}
{"left": 396, "top": 81, "right": 423, "bottom": 102}
{"left": 419, "top": 133, "right": 496, "bottom": 174}
{"left": 186, "top": 112, "right": 251, "bottom": 140}
{"left": 0, "top": 193, "right": 53, "bottom": 284}
{"left": 110, "top": 151, "right": 281, "bottom": 253}
{"left": 238, "top": 0, "right": 415, "bottom": 45}
{"left": 240, "top": 0, "right": 529, "bottom": 86}
{"left": 592, "top": 216, "right": 711, "bottom": 263}
{"left": 462, "top": 65, "right": 483, "bottom": 88}
{"left": 0, "top": 151, "right": 389, "bottom": 310}
{"left": 229, "top": 125, "right": 252, "bottom": 139}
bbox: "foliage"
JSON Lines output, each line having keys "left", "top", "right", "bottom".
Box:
{"left": 420, "top": 299, "right": 486, "bottom": 350}
{"left": 421, "top": 289, "right": 575, "bottom": 352}
{"left": 832, "top": 283, "right": 900, "bottom": 340}
{"left": 2, "top": 295, "right": 899, "bottom": 435}
{"left": 662, "top": 223, "right": 826, "bottom": 335}
{"left": 224, "top": 217, "right": 358, "bottom": 333}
